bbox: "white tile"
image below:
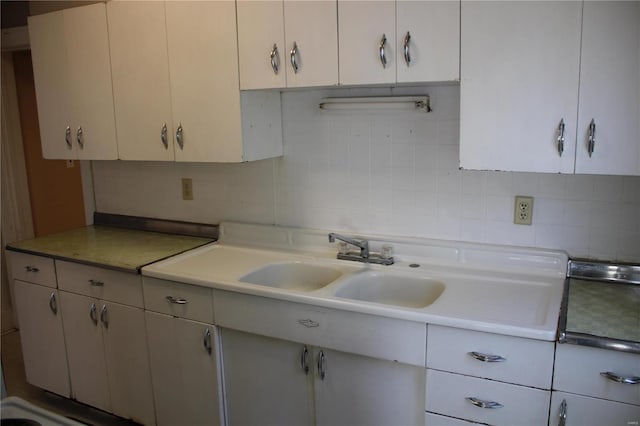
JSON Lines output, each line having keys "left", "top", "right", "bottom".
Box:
{"left": 537, "top": 174, "right": 566, "bottom": 199}
{"left": 484, "top": 195, "right": 513, "bottom": 222}
{"left": 485, "top": 172, "right": 513, "bottom": 196}
{"left": 534, "top": 198, "right": 565, "bottom": 225}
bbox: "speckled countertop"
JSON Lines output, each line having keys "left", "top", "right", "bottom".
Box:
{"left": 6, "top": 225, "right": 214, "bottom": 273}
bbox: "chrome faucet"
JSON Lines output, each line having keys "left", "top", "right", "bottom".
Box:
{"left": 328, "top": 233, "right": 369, "bottom": 258}
{"left": 328, "top": 233, "right": 393, "bottom": 265}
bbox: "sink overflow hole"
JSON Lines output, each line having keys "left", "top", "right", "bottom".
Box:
{"left": 409, "top": 263, "right": 420, "bottom": 268}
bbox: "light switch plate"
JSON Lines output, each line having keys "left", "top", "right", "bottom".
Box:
{"left": 514, "top": 195, "right": 533, "bottom": 225}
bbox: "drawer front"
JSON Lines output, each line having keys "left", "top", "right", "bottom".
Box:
{"left": 554, "top": 344, "right": 640, "bottom": 405}
{"left": 56, "top": 260, "right": 142, "bottom": 307}
{"left": 8, "top": 252, "right": 56, "bottom": 288}
{"left": 213, "top": 290, "right": 426, "bottom": 367}
{"left": 142, "top": 277, "right": 213, "bottom": 324}
{"left": 550, "top": 391, "right": 640, "bottom": 426}
{"left": 427, "top": 324, "right": 554, "bottom": 389}
{"left": 426, "top": 369, "right": 550, "bottom": 426}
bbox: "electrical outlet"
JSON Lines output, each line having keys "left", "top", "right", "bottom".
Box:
{"left": 181, "top": 178, "right": 193, "bottom": 200}
{"left": 514, "top": 195, "right": 534, "bottom": 225}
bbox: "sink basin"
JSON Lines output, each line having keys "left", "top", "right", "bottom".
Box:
{"left": 239, "top": 262, "right": 343, "bottom": 291}
{"left": 335, "top": 271, "right": 445, "bottom": 308}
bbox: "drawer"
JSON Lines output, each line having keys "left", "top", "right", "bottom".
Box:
{"left": 56, "top": 260, "right": 143, "bottom": 307}
{"left": 554, "top": 344, "right": 640, "bottom": 405}
{"left": 550, "top": 391, "right": 640, "bottom": 426}
{"left": 8, "top": 252, "right": 56, "bottom": 288}
{"left": 427, "top": 325, "right": 554, "bottom": 389}
{"left": 213, "top": 289, "right": 426, "bottom": 367}
{"left": 142, "top": 277, "right": 213, "bottom": 324}
{"left": 426, "top": 369, "right": 550, "bottom": 426}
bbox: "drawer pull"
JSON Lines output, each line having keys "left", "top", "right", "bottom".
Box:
{"left": 559, "top": 399, "right": 567, "bottom": 426}
{"left": 166, "top": 295, "right": 188, "bottom": 305}
{"left": 468, "top": 351, "right": 506, "bottom": 363}
{"left": 89, "top": 302, "right": 98, "bottom": 325}
{"left": 100, "top": 304, "right": 108, "bottom": 328}
{"left": 301, "top": 345, "right": 310, "bottom": 375}
{"left": 49, "top": 292, "right": 58, "bottom": 315}
{"left": 24, "top": 266, "right": 40, "bottom": 273}
{"left": 600, "top": 371, "right": 640, "bottom": 385}
{"left": 317, "top": 350, "right": 326, "bottom": 380}
{"left": 88, "top": 279, "right": 104, "bottom": 286}
{"left": 203, "top": 328, "right": 212, "bottom": 355}
{"left": 465, "top": 397, "right": 503, "bottom": 409}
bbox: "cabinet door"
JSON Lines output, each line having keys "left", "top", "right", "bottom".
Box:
{"left": 64, "top": 3, "right": 118, "bottom": 160}
{"left": 550, "top": 392, "right": 640, "bottom": 426}
{"left": 28, "top": 9, "right": 73, "bottom": 159}
{"left": 166, "top": 0, "right": 243, "bottom": 163}
{"left": 396, "top": 0, "right": 460, "bottom": 83}
{"left": 220, "top": 329, "right": 313, "bottom": 426}
{"left": 13, "top": 281, "right": 70, "bottom": 397}
{"left": 283, "top": 1, "right": 338, "bottom": 87}
{"left": 459, "top": 1, "right": 582, "bottom": 173}
{"left": 315, "top": 348, "right": 425, "bottom": 426}
{"left": 101, "top": 302, "right": 155, "bottom": 426}
{"left": 575, "top": 1, "right": 640, "bottom": 175}
{"left": 59, "top": 291, "right": 111, "bottom": 412}
{"left": 237, "top": 0, "right": 286, "bottom": 89}
{"left": 107, "top": 0, "right": 174, "bottom": 161}
{"left": 338, "top": 1, "right": 396, "bottom": 85}
{"left": 146, "top": 312, "right": 223, "bottom": 426}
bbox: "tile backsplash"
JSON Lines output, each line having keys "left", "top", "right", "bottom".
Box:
{"left": 93, "top": 85, "right": 640, "bottom": 262}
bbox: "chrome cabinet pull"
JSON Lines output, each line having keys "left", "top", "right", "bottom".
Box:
{"left": 24, "top": 266, "right": 40, "bottom": 273}
{"left": 588, "top": 119, "right": 596, "bottom": 157}
{"left": 558, "top": 399, "right": 567, "bottom": 426}
{"left": 65, "top": 126, "right": 72, "bottom": 149}
{"left": 290, "top": 41, "right": 299, "bottom": 74}
{"left": 270, "top": 43, "right": 280, "bottom": 75}
{"left": 317, "top": 350, "right": 326, "bottom": 380}
{"left": 557, "top": 118, "right": 565, "bottom": 156}
{"left": 203, "top": 328, "right": 212, "bottom": 355}
{"left": 76, "top": 126, "right": 84, "bottom": 149}
{"left": 100, "top": 304, "right": 108, "bottom": 328}
{"left": 49, "top": 292, "right": 57, "bottom": 315}
{"left": 89, "top": 302, "right": 98, "bottom": 325}
{"left": 403, "top": 31, "right": 411, "bottom": 66}
{"left": 88, "top": 279, "right": 104, "bottom": 287}
{"left": 161, "top": 123, "right": 169, "bottom": 149}
{"left": 166, "top": 295, "right": 188, "bottom": 305}
{"left": 600, "top": 371, "right": 640, "bottom": 385}
{"left": 465, "top": 397, "right": 503, "bottom": 409}
{"left": 468, "top": 351, "right": 507, "bottom": 363}
{"left": 379, "top": 34, "right": 387, "bottom": 68}
{"left": 301, "top": 346, "right": 310, "bottom": 375}
{"left": 176, "top": 124, "right": 184, "bottom": 150}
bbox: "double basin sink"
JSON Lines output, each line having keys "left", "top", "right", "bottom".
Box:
{"left": 238, "top": 261, "right": 445, "bottom": 309}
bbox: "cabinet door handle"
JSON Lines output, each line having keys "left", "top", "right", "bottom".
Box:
{"left": 290, "top": 41, "right": 299, "bottom": 74}
{"left": 468, "top": 351, "right": 507, "bottom": 363}
{"left": 176, "top": 123, "right": 184, "bottom": 150}
{"left": 465, "top": 397, "right": 503, "bottom": 409}
{"left": 76, "top": 126, "right": 84, "bottom": 149}
{"left": 270, "top": 43, "right": 280, "bottom": 75}
{"left": 558, "top": 399, "right": 567, "bottom": 426}
{"left": 49, "top": 292, "right": 58, "bottom": 315}
{"left": 317, "top": 350, "right": 326, "bottom": 380}
{"left": 403, "top": 31, "right": 411, "bottom": 66}
{"left": 100, "top": 304, "right": 108, "bottom": 328}
{"left": 588, "top": 119, "right": 596, "bottom": 157}
{"left": 379, "top": 34, "right": 387, "bottom": 68}
{"left": 166, "top": 295, "right": 188, "bottom": 305}
{"left": 600, "top": 371, "right": 640, "bottom": 384}
{"left": 65, "top": 126, "right": 72, "bottom": 149}
{"left": 88, "top": 279, "right": 104, "bottom": 287}
{"left": 24, "top": 266, "right": 40, "bottom": 273}
{"left": 301, "top": 345, "right": 310, "bottom": 375}
{"left": 89, "top": 302, "right": 98, "bottom": 325}
{"left": 557, "top": 118, "right": 565, "bottom": 156}
{"left": 203, "top": 328, "right": 212, "bottom": 355}
{"left": 161, "top": 123, "right": 169, "bottom": 149}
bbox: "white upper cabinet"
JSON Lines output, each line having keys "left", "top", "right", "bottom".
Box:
{"left": 28, "top": 3, "right": 118, "bottom": 160}
{"left": 237, "top": 0, "right": 339, "bottom": 89}
{"left": 460, "top": 1, "right": 582, "bottom": 173}
{"left": 575, "top": 1, "right": 640, "bottom": 175}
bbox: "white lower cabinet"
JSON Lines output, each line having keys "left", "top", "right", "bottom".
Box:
{"left": 145, "top": 312, "right": 224, "bottom": 426}
{"left": 549, "top": 391, "right": 640, "bottom": 426}
{"left": 221, "top": 328, "right": 425, "bottom": 426}
{"left": 59, "top": 291, "right": 155, "bottom": 425}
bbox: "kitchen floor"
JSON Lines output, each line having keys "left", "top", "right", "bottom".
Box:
{"left": 1, "top": 329, "right": 139, "bottom": 425}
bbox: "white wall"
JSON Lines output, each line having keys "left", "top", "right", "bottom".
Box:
{"left": 92, "top": 85, "right": 640, "bottom": 262}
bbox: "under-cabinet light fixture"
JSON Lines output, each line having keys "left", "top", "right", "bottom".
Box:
{"left": 318, "top": 96, "right": 431, "bottom": 113}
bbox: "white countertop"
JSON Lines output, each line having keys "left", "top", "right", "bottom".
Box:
{"left": 142, "top": 222, "right": 568, "bottom": 341}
